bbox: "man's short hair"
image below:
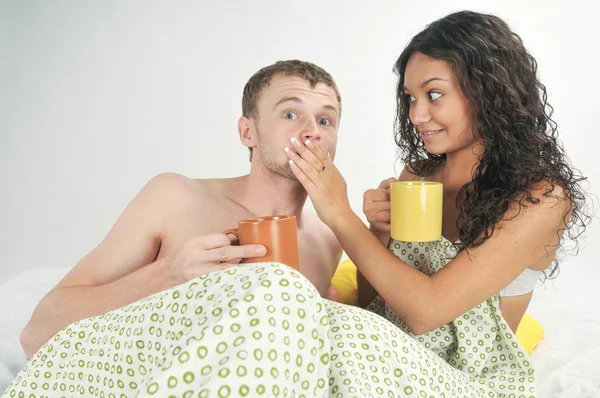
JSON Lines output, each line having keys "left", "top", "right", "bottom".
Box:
{"left": 242, "top": 60, "right": 342, "bottom": 161}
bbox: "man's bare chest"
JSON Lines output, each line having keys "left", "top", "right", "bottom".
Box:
{"left": 158, "top": 201, "right": 254, "bottom": 257}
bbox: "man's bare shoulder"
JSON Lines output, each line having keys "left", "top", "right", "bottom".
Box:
{"left": 144, "top": 173, "right": 231, "bottom": 204}
{"left": 144, "top": 172, "right": 197, "bottom": 191}
{"left": 142, "top": 173, "right": 251, "bottom": 230}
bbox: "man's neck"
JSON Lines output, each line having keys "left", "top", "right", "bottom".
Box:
{"left": 232, "top": 170, "right": 309, "bottom": 222}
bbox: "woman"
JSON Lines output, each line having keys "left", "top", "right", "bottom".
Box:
{"left": 285, "top": 10, "right": 590, "bottom": 397}
{"left": 3, "top": 10, "right": 590, "bottom": 398}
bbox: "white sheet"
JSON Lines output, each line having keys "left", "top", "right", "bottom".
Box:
{"left": 528, "top": 260, "right": 600, "bottom": 397}
{"left": 1, "top": 265, "right": 599, "bottom": 396}
{"left": 0, "top": 266, "right": 70, "bottom": 392}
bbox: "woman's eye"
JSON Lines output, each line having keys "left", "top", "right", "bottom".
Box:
{"left": 429, "top": 92, "right": 442, "bottom": 101}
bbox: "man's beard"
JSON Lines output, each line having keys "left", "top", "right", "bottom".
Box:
{"left": 255, "top": 128, "right": 297, "bottom": 181}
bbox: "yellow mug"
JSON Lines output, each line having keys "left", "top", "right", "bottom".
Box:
{"left": 390, "top": 181, "right": 443, "bottom": 242}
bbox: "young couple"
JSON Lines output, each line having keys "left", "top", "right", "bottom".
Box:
{"left": 6, "top": 10, "right": 591, "bottom": 398}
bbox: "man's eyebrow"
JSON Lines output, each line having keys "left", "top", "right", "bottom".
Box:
{"left": 274, "top": 96, "right": 339, "bottom": 115}
{"left": 321, "top": 104, "right": 339, "bottom": 115}
{"left": 404, "top": 77, "right": 449, "bottom": 91}
{"left": 274, "top": 96, "right": 302, "bottom": 110}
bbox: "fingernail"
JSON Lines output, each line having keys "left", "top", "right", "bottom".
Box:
{"left": 291, "top": 137, "right": 300, "bottom": 148}
{"left": 256, "top": 247, "right": 266, "bottom": 255}
{"left": 305, "top": 140, "right": 314, "bottom": 148}
{"left": 284, "top": 147, "right": 294, "bottom": 156}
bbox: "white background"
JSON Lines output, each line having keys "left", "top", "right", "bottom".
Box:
{"left": 1, "top": 0, "right": 598, "bottom": 281}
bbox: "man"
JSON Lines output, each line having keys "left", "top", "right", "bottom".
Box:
{"left": 20, "top": 60, "right": 343, "bottom": 357}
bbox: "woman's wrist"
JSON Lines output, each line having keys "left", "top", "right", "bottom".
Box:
{"left": 327, "top": 208, "right": 363, "bottom": 238}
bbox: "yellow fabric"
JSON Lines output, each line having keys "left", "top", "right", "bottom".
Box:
{"left": 330, "top": 259, "right": 544, "bottom": 355}
{"left": 330, "top": 259, "right": 359, "bottom": 306}
{"left": 515, "top": 313, "right": 545, "bottom": 354}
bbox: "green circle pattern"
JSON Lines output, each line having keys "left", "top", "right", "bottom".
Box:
{"left": 4, "top": 251, "right": 534, "bottom": 397}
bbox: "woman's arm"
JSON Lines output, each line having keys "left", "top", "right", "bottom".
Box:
{"left": 286, "top": 139, "right": 570, "bottom": 334}
{"left": 357, "top": 270, "right": 377, "bottom": 308}
{"left": 330, "top": 184, "right": 569, "bottom": 334}
{"left": 357, "top": 170, "right": 416, "bottom": 308}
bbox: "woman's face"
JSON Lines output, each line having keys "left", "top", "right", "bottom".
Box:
{"left": 403, "top": 52, "right": 479, "bottom": 157}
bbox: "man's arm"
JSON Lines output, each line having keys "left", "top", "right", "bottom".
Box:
{"left": 21, "top": 173, "right": 269, "bottom": 358}
{"left": 20, "top": 173, "right": 182, "bottom": 357}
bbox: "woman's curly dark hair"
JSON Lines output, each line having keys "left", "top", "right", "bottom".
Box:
{"left": 393, "top": 10, "right": 592, "bottom": 275}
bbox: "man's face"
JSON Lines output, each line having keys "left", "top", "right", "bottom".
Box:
{"left": 249, "top": 75, "right": 340, "bottom": 180}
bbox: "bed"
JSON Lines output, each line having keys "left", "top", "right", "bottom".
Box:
{"left": 1, "top": 263, "right": 599, "bottom": 396}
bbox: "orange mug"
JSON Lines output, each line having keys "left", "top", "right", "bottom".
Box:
{"left": 224, "top": 215, "right": 300, "bottom": 270}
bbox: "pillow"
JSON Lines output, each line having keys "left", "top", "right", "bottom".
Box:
{"left": 515, "top": 313, "right": 544, "bottom": 354}
{"left": 330, "top": 259, "right": 359, "bottom": 306}
{"left": 330, "top": 259, "right": 543, "bottom": 355}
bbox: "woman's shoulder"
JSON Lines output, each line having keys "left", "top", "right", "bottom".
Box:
{"left": 521, "top": 180, "right": 569, "bottom": 208}
{"left": 504, "top": 181, "right": 571, "bottom": 230}
{"left": 398, "top": 167, "right": 420, "bottom": 181}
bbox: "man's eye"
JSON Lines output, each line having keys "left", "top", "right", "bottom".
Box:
{"left": 284, "top": 112, "right": 297, "bottom": 120}
{"left": 318, "top": 118, "right": 330, "bottom": 126}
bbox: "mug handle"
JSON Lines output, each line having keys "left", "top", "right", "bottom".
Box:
{"left": 223, "top": 228, "right": 239, "bottom": 244}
